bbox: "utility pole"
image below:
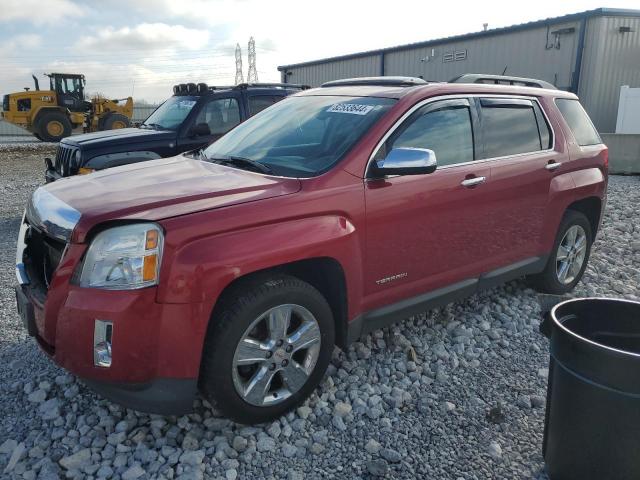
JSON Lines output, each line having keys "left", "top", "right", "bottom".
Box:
{"left": 235, "top": 43, "right": 244, "bottom": 85}
{"left": 247, "top": 37, "right": 258, "bottom": 83}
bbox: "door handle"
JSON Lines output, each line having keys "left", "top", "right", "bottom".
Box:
{"left": 461, "top": 176, "right": 486, "bottom": 187}
{"left": 545, "top": 161, "right": 562, "bottom": 171}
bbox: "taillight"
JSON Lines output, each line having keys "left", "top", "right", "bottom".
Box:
{"left": 602, "top": 149, "right": 609, "bottom": 172}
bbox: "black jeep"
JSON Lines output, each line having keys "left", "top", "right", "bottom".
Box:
{"left": 45, "top": 82, "right": 307, "bottom": 182}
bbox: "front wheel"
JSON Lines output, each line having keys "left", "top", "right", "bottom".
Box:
{"left": 200, "top": 274, "right": 335, "bottom": 424}
{"left": 526, "top": 210, "right": 593, "bottom": 294}
{"left": 36, "top": 111, "right": 72, "bottom": 142}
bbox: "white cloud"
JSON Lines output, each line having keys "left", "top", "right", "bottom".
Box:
{"left": 0, "top": 0, "right": 85, "bottom": 24}
{"left": 80, "top": 23, "right": 210, "bottom": 52}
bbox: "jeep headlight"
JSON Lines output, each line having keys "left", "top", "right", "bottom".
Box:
{"left": 80, "top": 223, "right": 163, "bottom": 289}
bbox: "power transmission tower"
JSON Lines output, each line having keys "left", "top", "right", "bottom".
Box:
{"left": 235, "top": 43, "right": 244, "bottom": 85}
{"left": 247, "top": 37, "right": 258, "bottom": 83}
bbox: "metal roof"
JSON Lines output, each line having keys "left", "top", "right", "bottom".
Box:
{"left": 278, "top": 8, "right": 640, "bottom": 71}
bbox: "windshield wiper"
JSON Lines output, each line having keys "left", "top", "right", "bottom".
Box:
{"left": 205, "top": 154, "right": 274, "bottom": 175}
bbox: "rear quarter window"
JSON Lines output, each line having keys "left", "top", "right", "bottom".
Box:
{"left": 555, "top": 99, "right": 601, "bottom": 146}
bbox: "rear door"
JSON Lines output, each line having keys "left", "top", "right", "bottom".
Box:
{"left": 246, "top": 93, "right": 287, "bottom": 117}
{"left": 363, "top": 97, "right": 497, "bottom": 312}
{"left": 476, "top": 96, "right": 562, "bottom": 267}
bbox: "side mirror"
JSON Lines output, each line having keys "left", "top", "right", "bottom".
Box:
{"left": 375, "top": 147, "right": 437, "bottom": 176}
{"left": 190, "top": 123, "right": 211, "bottom": 137}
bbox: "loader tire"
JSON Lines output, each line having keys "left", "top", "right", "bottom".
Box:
{"left": 36, "top": 111, "right": 72, "bottom": 142}
{"left": 99, "top": 113, "right": 130, "bottom": 130}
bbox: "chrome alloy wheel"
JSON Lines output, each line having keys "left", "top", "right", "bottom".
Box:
{"left": 232, "top": 304, "right": 321, "bottom": 406}
{"left": 556, "top": 225, "right": 587, "bottom": 285}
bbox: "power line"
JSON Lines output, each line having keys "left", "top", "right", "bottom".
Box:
{"left": 0, "top": 45, "right": 276, "bottom": 60}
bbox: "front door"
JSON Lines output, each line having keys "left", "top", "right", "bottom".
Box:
{"left": 178, "top": 96, "right": 243, "bottom": 152}
{"left": 363, "top": 97, "right": 495, "bottom": 312}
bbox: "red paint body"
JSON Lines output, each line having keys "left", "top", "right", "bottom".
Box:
{"left": 26, "top": 83, "right": 607, "bottom": 393}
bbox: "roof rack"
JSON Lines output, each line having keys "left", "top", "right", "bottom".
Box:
{"left": 233, "top": 82, "right": 310, "bottom": 90}
{"left": 450, "top": 74, "right": 557, "bottom": 90}
{"left": 322, "top": 76, "right": 428, "bottom": 88}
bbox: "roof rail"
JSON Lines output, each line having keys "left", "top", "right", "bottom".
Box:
{"left": 450, "top": 73, "right": 557, "bottom": 90}
{"left": 322, "top": 76, "right": 428, "bottom": 88}
{"left": 233, "top": 82, "right": 310, "bottom": 90}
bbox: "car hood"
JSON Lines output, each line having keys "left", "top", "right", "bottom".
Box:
{"left": 37, "top": 155, "right": 301, "bottom": 243}
{"left": 60, "top": 127, "right": 175, "bottom": 148}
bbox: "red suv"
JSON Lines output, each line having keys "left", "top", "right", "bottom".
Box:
{"left": 15, "top": 75, "right": 607, "bottom": 423}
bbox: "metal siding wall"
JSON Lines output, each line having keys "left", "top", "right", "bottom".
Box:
{"left": 283, "top": 55, "right": 380, "bottom": 86}
{"left": 579, "top": 16, "right": 640, "bottom": 132}
{"left": 383, "top": 22, "right": 580, "bottom": 89}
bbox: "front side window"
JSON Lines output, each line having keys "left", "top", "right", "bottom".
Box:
{"left": 195, "top": 98, "right": 241, "bottom": 135}
{"left": 380, "top": 102, "right": 474, "bottom": 168}
{"left": 203, "top": 96, "right": 396, "bottom": 178}
{"left": 481, "top": 99, "right": 542, "bottom": 158}
{"left": 555, "top": 98, "right": 601, "bottom": 146}
{"left": 142, "top": 96, "right": 199, "bottom": 131}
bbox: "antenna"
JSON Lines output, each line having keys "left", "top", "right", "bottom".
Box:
{"left": 247, "top": 37, "right": 258, "bottom": 83}
{"left": 235, "top": 43, "right": 244, "bottom": 85}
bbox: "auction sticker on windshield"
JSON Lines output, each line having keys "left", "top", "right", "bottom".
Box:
{"left": 327, "top": 104, "right": 374, "bottom": 115}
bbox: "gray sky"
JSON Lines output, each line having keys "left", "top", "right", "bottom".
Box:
{"left": 1, "top": 0, "right": 638, "bottom": 102}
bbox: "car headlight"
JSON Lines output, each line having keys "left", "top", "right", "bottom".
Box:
{"left": 80, "top": 223, "right": 163, "bottom": 289}
{"left": 73, "top": 150, "right": 82, "bottom": 168}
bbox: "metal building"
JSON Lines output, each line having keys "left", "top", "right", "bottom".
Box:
{"left": 278, "top": 8, "right": 640, "bottom": 133}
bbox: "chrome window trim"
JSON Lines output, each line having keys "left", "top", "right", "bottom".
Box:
{"left": 366, "top": 93, "right": 556, "bottom": 176}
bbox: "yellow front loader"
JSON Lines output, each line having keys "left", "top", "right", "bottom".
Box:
{"left": 1, "top": 73, "right": 133, "bottom": 142}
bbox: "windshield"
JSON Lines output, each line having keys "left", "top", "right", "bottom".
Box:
{"left": 203, "top": 95, "right": 396, "bottom": 177}
{"left": 143, "top": 96, "right": 198, "bottom": 130}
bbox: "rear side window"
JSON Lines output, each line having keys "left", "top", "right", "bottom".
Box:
{"left": 248, "top": 95, "right": 283, "bottom": 115}
{"left": 481, "top": 99, "right": 542, "bottom": 158}
{"left": 555, "top": 99, "right": 601, "bottom": 146}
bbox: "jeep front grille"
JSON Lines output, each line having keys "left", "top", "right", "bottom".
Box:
{"left": 54, "top": 144, "right": 78, "bottom": 177}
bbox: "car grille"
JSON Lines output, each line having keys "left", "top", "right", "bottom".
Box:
{"left": 2, "top": 94, "right": 9, "bottom": 112}
{"left": 22, "top": 221, "right": 67, "bottom": 298}
{"left": 54, "top": 144, "right": 79, "bottom": 177}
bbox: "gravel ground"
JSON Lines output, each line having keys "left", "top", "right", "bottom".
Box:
{"left": 1, "top": 146, "right": 639, "bottom": 480}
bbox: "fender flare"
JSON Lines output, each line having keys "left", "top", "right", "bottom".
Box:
{"left": 157, "top": 215, "right": 363, "bottom": 315}
{"left": 543, "top": 167, "right": 605, "bottom": 250}
{"left": 84, "top": 151, "right": 162, "bottom": 170}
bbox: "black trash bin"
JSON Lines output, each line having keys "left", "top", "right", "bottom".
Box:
{"left": 543, "top": 298, "right": 640, "bottom": 480}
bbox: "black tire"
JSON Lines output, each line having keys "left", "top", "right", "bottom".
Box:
{"left": 33, "top": 132, "right": 43, "bottom": 141}
{"left": 36, "top": 111, "right": 72, "bottom": 142}
{"left": 200, "top": 274, "right": 335, "bottom": 424}
{"left": 526, "top": 210, "right": 593, "bottom": 294}
{"left": 99, "top": 113, "right": 130, "bottom": 130}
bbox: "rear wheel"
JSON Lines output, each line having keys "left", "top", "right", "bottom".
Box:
{"left": 36, "top": 111, "right": 72, "bottom": 142}
{"left": 200, "top": 274, "right": 335, "bottom": 424}
{"left": 99, "top": 113, "right": 130, "bottom": 130}
{"left": 526, "top": 210, "right": 593, "bottom": 294}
